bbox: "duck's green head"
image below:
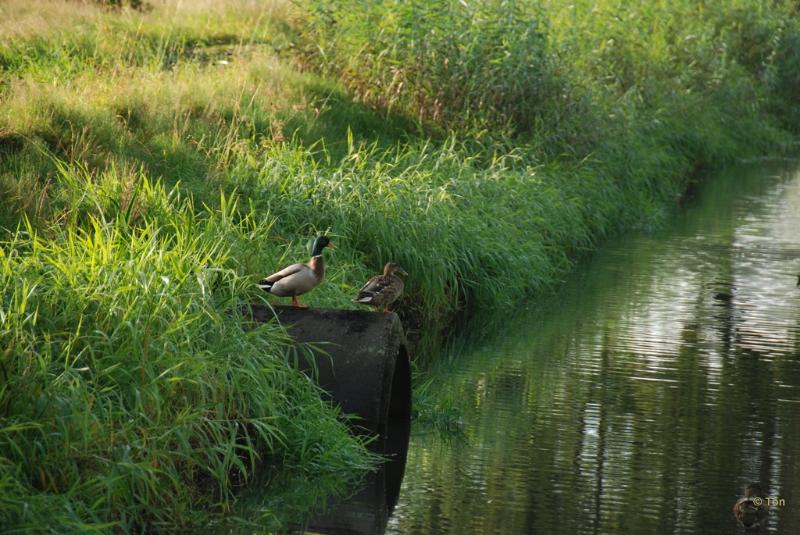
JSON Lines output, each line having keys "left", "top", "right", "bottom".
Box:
{"left": 311, "top": 236, "right": 332, "bottom": 256}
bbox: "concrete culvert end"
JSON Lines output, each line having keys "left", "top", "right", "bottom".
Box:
{"left": 246, "top": 304, "right": 412, "bottom": 434}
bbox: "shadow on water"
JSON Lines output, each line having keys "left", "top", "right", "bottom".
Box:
{"left": 383, "top": 160, "right": 800, "bottom": 534}
{"left": 291, "top": 418, "right": 411, "bottom": 535}
{"left": 227, "top": 415, "right": 410, "bottom": 535}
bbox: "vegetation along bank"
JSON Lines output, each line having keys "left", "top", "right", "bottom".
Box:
{"left": 1, "top": 0, "right": 799, "bottom": 530}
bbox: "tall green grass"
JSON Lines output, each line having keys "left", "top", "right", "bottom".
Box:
{"left": 300, "top": 0, "right": 553, "bottom": 132}
{"left": 0, "top": 166, "right": 376, "bottom": 531}
{"left": 297, "top": 0, "right": 800, "bottom": 141}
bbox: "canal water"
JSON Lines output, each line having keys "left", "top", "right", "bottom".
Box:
{"left": 383, "top": 161, "right": 800, "bottom": 534}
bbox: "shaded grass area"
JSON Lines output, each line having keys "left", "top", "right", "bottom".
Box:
{"left": 1, "top": 0, "right": 799, "bottom": 531}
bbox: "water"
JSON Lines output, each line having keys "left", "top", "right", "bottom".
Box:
{"left": 384, "top": 161, "right": 800, "bottom": 534}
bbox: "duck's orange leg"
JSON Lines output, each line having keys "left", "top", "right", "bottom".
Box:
{"left": 383, "top": 304, "right": 390, "bottom": 314}
{"left": 292, "top": 295, "right": 309, "bottom": 309}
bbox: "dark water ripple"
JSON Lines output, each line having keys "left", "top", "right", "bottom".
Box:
{"left": 387, "top": 162, "right": 800, "bottom": 535}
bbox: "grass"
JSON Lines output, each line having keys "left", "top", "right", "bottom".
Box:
{"left": 297, "top": 0, "right": 800, "bottom": 139}
{"left": 0, "top": 175, "right": 377, "bottom": 531}
{"left": 1, "top": 0, "right": 799, "bottom": 531}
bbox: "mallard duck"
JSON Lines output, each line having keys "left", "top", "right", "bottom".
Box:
{"left": 258, "top": 236, "right": 332, "bottom": 309}
{"left": 733, "top": 483, "right": 768, "bottom": 530}
{"left": 353, "top": 262, "right": 407, "bottom": 314}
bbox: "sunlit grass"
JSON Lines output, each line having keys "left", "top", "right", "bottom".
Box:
{"left": 0, "top": 170, "right": 377, "bottom": 531}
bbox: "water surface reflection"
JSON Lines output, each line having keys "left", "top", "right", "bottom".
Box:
{"left": 295, "top": 419, "right": 410, "bottom": 534}
{"left": 388, "top": 161, "right": 800, "bottom": 534}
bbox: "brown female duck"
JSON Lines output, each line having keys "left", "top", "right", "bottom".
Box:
{"left": 353, "top": 262, "right": 407, "bottom": 313}
{"left": 733, "top": 482, "right": 768, "bottom": 530}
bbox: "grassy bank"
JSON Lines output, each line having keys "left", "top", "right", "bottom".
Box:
{"left": 1, "top": 0, "right": 799, "bottom": 530}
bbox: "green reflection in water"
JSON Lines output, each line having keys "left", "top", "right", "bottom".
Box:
{"left": 389, "top": 161, "right": 800, "bottom": 535}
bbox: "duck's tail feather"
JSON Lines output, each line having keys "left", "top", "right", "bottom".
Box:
{"left": 257, "top": 279, "right": 274, "bottom": 292}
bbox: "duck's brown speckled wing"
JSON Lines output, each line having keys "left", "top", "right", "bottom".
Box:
{"left": 357, "top": 275, "right": 389, "bottom": 295}
{"left": 354, "top": 275, "right": 403, "bottom": 305}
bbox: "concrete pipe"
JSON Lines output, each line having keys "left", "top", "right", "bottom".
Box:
{"left": 247, "top": 304, "right": 412, "bottom": 434}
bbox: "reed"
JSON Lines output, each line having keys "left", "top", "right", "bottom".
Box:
{"left": 297, "top": 0, "right": 800, "bottom": 139}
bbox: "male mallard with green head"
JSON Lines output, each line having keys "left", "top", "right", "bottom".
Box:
{"left": 733, "top": 482, "right": 768, "bottom": 530}
{"left": 353, "top": 262, "right": 407, "bottom": 313}
{"left": 258, "top": 236, "right": 332, "bottom": 309}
